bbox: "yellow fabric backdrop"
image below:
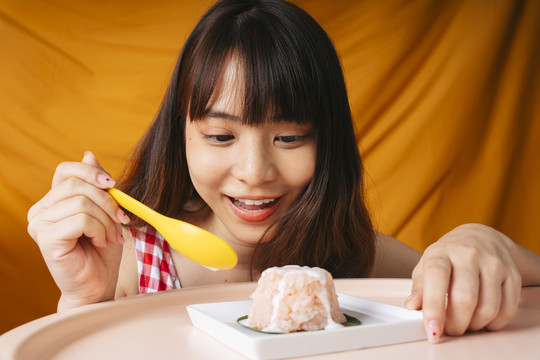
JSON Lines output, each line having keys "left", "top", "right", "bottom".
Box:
{"left": 1, "top": 0, "right": 538, "bottom": 334}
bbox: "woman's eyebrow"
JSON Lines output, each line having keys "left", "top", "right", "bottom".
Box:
{"left": 203, "top": 109, "right": 291, "bottom": 123}
{"left": 204, "top": 109, "right": 240, "bottom": 121}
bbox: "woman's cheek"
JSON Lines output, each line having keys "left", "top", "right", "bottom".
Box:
{"left": 186, "top": 143, "right": 228, "bottom": 190}
{"left": 288, "top": 146, "right": 316, "bottom": 187}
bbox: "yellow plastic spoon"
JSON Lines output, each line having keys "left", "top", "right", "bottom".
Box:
{"left": 108, "top": 188, "right": 237, "bottom": 270}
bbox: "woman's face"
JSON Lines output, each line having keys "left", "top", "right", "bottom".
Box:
{"left": 184, "top": 59, "right": 316, "bottom": 247}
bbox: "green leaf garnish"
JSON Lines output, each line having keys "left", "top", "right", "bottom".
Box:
{"left": 343, "top": 313, "right": 362, "bottom": 326}
{"left": 237, "top": 313, "right": 361, "bottom": 334}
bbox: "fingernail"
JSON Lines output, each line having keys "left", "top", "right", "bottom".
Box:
{"left": 97, "top": 173, "right": 116, "bottom": 188}
{"left": 403, "top": 292, "right": 416, "bottom": 308}
{"left": 116, "top": 209, "right": 130, "bottom": 225}
{"left": 117, "top": 231, "right": 125, "bottom": 244}
{"left": 426, "top": 320, "right": 441, "bottom": 344}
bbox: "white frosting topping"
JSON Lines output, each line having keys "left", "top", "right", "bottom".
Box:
{"left": 259, "top": 265, "right": 343, "bottom": 332}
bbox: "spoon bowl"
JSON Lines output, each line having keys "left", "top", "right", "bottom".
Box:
{"left": 108, "top": 188, "right": 237, "bottom": 270}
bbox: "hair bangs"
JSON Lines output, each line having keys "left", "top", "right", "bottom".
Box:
{"left": 235, "top": 11, "right": 317, "bottom": 127}
{"left": 182, "top": 1, "right": 318, "bottom": 128}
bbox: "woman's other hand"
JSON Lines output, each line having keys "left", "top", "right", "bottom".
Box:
{"left": 405, "top": 224, "right": 532, "bottom": 343}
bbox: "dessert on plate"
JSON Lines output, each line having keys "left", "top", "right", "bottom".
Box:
{"left": 247, "top": 265, "right": 346, "bottom": 333}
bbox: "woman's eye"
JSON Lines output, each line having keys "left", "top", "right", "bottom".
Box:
{"left": 275, "top": 135, "right": 305, "bottom": 144}
{"left": 205, "top": 134, "right": 235, "bottom": 143}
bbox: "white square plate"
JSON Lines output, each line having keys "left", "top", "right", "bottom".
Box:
{"left": 187, "top": 293, "right": 426, "bottom": 360}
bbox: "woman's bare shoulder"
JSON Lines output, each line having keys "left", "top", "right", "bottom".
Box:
{"left": 370, "top": 232, "right": 421, "bottom": 278}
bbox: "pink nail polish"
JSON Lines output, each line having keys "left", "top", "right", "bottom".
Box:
{"left": 116, "top": 209, "right": 130, "bottom": 225}
{"left": 97, "top": 173, "right": 116, "bottom": 187}
{"left": 117, "top": 232, "right": 125, "bottom": 244}
{"left": 427, "top": 320, "right": 441, "bottom": 343}
{"left": 403, "top": 292, "right": 415, "bottom": 307}
{"left": 404, "top": 291, "right": 422, "bottom": 310}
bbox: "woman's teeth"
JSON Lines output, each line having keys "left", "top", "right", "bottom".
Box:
{"left": 237, "top": 198, "right": 275, "bottom": 206}
{"left": 232, "top": 198, "right": 278, "bottom": 210}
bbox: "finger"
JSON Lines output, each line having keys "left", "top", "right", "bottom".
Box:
{"left": 419, "top": 254, "right": 451, "bottom": 343}
{"left": 35, "top": 213, "right": 109, "bottom": 258}
{"left": 445, "top": 268, "right": 479, "bottom": 336}
{"left": 34, "top": 196, "right": 124, "bottom": 245}
{"left": 485, "top": 271, "right": 521, "bottom": 331}
{"left": 403, "top": 291, "right": 423, "bottom": 310}
{"left": 404, "top": 265, "right": 424, "bottom": 310}
{"left": 29, "top": 177, "right": 130, "bottom": 226}
{"left": 82, "top": 151, "right": 105, "bottom": 169}
{"left": 468, "top": 271, "right": 502, "bottom": 331}
{"left": 52, "top": 159, "right": 115, "bottom": 189}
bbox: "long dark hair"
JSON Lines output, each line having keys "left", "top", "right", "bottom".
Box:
{"left": 118, "top": 0, "right": 376, "bottom": 278}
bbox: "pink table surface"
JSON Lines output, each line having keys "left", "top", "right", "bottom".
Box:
{"left": 1, "top": 279, "right": 538, "bottom": 359}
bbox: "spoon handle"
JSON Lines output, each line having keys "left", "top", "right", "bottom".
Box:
{"left": 107, "top": 188, "right": 163, "bottom": 226}
{"left": 108, "top": 187, "right": 237, "bottom": 270}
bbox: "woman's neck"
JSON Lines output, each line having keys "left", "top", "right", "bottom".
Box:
{"left": 175, "top": 208, "right": 258, "bottom": 286}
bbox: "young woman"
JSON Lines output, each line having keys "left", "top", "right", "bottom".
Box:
{"left": 27, "top": 0, "right": 540, "bottom": 344}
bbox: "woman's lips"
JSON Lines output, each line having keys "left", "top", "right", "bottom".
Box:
{"left": 227, "top": 196, "right": 281, "bottom": 222}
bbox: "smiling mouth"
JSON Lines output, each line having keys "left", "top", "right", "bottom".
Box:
{"left": 229, "top": 197, "right": 279, "bottom": 212}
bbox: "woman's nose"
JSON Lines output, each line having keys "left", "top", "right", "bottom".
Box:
{"left": 232, "top": 138, "right": 277, "bottom": 185}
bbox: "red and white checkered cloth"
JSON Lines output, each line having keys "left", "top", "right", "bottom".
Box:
{"left": 132, "top": 225, "right": 181, "bottom": 293}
